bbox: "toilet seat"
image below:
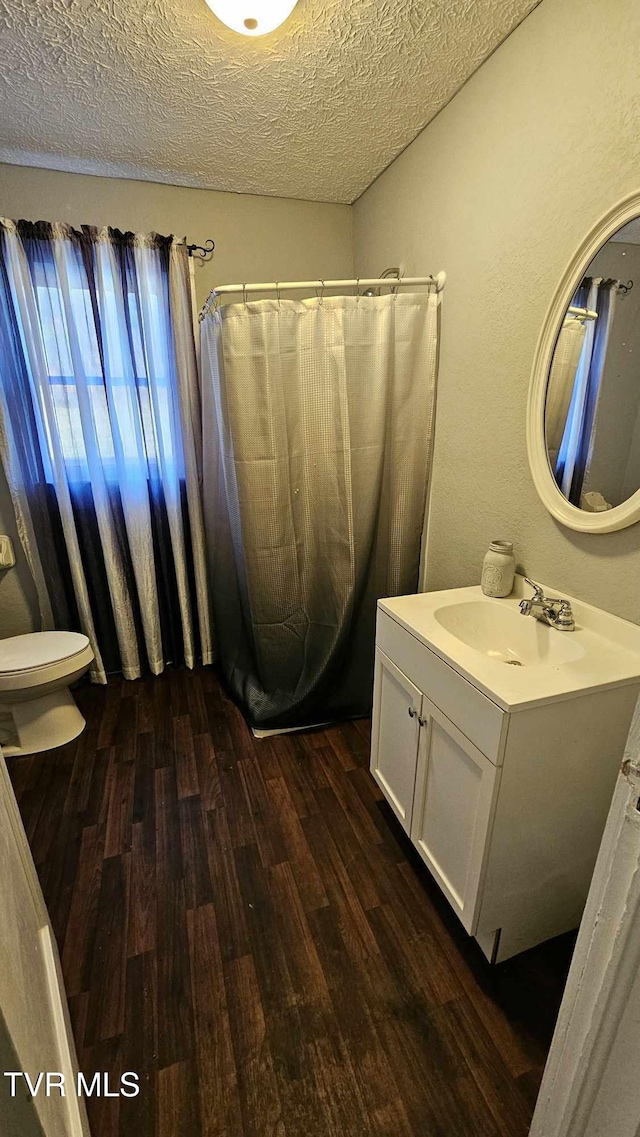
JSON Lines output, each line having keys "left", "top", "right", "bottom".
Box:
{"left": 0, "top": 632, "right": 93, "bottom": 692}
{"left": 0, "top": 632, "right": 90, "bottom": 673}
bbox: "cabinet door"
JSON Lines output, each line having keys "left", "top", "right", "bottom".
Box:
{"left": 410, "top": 698, "right": 500, "bottom": 934}
{"left": 370, "top": 649, "right": 422, "bottom": 834}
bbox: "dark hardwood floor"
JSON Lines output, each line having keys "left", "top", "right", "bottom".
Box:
{"left": 7, "top": 666, "right": 575, "bottom": 1137}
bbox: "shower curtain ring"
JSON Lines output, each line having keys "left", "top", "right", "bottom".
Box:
{"left": 355, "top": 278, "right": 360, "bottom": 301}
{"left": 276, "top": 281, "right": 281, "bottom": 303}
{"left": 320, "top": 280, "right": 325, "bottom": 305}
{"left": 242, "top": 283, "right": 248, "bottom": 305}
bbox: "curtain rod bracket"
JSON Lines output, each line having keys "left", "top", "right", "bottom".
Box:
{"left": 186, "top": 238, "right": 215, "bottom": 260}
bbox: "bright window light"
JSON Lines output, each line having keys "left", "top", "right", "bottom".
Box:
{"left": 205, "top": 0, "right": 299, "bottom": 36}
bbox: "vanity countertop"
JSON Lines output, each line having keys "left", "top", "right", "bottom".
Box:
{"left": 379, "top": 576, "right": 640, "bottom": 712}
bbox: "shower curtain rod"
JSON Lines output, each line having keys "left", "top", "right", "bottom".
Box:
{"left": 199, "top": 271, "right": 446, "bottom": 318}
{"left": 567, "top": 305, "right": 598, "bottom": 321}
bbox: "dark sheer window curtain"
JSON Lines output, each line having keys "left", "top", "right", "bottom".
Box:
{"left": 555, "top": 277, "right": 617, "bottom": 507}
{"left": 0, "top": 219, "right": 211, "bottom": 682}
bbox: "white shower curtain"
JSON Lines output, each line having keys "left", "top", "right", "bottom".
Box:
{"left": 200, "top": 289, "right": 440, "bottom": 730}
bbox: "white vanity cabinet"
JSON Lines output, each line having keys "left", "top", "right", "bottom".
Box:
{"left": 370, "top": 590, "right": 640, "bottom": 963}
{"left": 409, "top": 692, "right": 500, "bottom": 935}
{"left": 370, "top": 652, "right": 423, "bottom": 835}
{"left": 371, "top": 645, "right": 500, "bottom": 937}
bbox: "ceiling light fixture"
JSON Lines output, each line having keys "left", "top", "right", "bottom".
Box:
{"left": 205, "top": 0, "right": 299, "bottom": 36}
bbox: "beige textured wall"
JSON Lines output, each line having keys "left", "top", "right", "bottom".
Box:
{"left": 354, "top": 0, "right": 640, "bottom": 623}
{"left": 0, "top": 477, "right": 39, "bottom": 637}
{"left": 0, "top": 164, "right": 353, "bottom": 636}
{"left": 0, "top": 164, "right": 354, "bottom": 309}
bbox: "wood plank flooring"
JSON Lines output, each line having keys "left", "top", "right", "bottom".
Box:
{"left": 7, "top": 667, "right": 575, "bottom": 1137}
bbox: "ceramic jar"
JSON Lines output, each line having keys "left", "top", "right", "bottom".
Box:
{"left": 481, "top": 540, "right": 515, "bottom": 597}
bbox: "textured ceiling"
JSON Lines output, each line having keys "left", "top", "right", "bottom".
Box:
{"left": 0, "top": 0, "right": 540, "bottom": 204}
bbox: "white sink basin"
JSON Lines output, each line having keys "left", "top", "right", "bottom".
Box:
{"left": 379, "top": 576, "right": 640, "bottom": 710}
{"left": 433, "top": 600, "right": 586, "bottom": 667}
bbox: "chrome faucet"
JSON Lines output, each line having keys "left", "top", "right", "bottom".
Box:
{"left": 519, "top": 578, "right": 576, "bottom": 632}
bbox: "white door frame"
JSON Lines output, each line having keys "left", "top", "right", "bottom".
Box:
{"left": 531, "top": 696, "right": 640, "bottom": 1137}
{"left": 0, "top": 755, "right": 91, "bottom": 1137}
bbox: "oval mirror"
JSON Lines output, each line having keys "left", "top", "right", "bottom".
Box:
{"left": 528, "top": 193, "right": 640, "bottom": 532}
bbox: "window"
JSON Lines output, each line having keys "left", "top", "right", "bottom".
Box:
{"left": 21, "top": 238, "right": 180, "bottom": 485}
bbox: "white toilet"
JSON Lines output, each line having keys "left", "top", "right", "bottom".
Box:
{"left": 0, "top": 632, "right": 94, "bottom": 756}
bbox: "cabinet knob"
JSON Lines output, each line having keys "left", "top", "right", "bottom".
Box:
{"left": 418, "top": 715, "right": 426, "bottom": 728}
{"left": 408, "top": 706, "right": 415, "bottom": 718}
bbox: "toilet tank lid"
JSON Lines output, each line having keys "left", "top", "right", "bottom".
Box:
{"left": 0, "top": 632, "right": 91, "bottom": 673}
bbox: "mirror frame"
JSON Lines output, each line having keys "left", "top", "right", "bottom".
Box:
{"left": 527, "top": 190, "right": 640, "bottom": 533}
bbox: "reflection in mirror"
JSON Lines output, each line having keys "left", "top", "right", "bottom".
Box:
{"left": 545, "top": 217, "right": 640, "bottom": 512}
